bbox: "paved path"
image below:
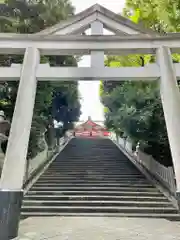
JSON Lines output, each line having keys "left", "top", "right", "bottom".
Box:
{"left": 16, "top": 217, "right": 180, "bottom": 240}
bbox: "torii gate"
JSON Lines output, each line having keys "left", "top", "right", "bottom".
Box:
{"left": 0, "top": 3, "right": 180, "bottom": 239}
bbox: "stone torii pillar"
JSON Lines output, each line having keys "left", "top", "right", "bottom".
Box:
{"left": 90, "top": 20, "right": 104, "bottom": 67}
{"left": 0, "top": 47, "right": 40, "bottom": 239}
{"left": 157, "top": 46, "right": 180, "bottom": 205}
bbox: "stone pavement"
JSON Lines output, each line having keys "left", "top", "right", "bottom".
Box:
{"left": 16, "top": 217, "right": 180, "bottom": 240}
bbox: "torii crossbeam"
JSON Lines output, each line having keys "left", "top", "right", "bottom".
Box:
{"left": 0, "top": 34, "right": 180, "bottom": 55}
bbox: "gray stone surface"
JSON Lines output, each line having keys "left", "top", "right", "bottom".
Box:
{"left": 0, "top": 190, "right": 23, "bottom": 240}
{"left": 16, "top": 217, "right": 180, "bottom": 240}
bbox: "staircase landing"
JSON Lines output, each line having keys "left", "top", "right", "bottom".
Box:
{"left": 17, "top": 217, "right": 180, "bottom": 239}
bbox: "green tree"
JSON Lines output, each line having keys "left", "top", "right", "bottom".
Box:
{"left": 0, "top": 0, "right": 81, "bottom": 158}
{"left": 124, "top": 0, "right": 180, "bottom": 32}
{"left": 100, "top": 0, "right": 180, "bottom": 166}
{"left": 102, "top": 81, "right": 171, "bottom": 166}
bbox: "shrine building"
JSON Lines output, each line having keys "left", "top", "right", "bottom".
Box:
{"left": 74, "top": 116, "right": 109, "bottom": 137}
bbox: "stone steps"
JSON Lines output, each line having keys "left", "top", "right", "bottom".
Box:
{"left": 33, "top": 183, "right": 152, "bottom": 187}
{"left": 21, "top": 205, "right": 177, "bottom": 214}
{"left": 26, "top": 190, "right": 164, "bottom": 197}
{"left": 20, "top": 212, "right": 180, "bottom": 221}
{"left": 23, "top": 200, "right": 173, "bottom": 208}
{"left": 24, "top": 195, "right": 168, "bottom": 202}
{"left": 39, "top": 175, "right": 145, "bottom": 179}
{"left": 30, "top": 186, "right": 159, "bottom": 192}
{"left": 21, "top": 138, "right": 180, "bottom": 220}
{"left": 36, "top": 179, "right": 149, "bottom": 183}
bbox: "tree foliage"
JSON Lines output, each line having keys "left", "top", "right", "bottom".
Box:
{"left": 100, "top": 0, "right": 180, "bottom": 166}
{"left": 0, "top": 0, "right": 81, "bottom": 158}
{"left": 102, "top": 80, "right": 172, "bottom": 166}
{"left": 124, "top": 0, "right": 180, "bottom": 32}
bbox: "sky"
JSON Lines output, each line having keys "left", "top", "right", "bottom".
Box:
{"left": 71, "top": 0, "right": 126, "bottom": 121}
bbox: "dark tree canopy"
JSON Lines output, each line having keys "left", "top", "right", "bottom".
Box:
{"left": 0, "top": 0, "right": 81, "bottom": 158}
{"left": 100, "top": 0, "right": 180, "bottom": 166}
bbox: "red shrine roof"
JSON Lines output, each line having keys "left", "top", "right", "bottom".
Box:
{"left": 74, "top": 117, "right": 109, "bottom": 137}
{"left": 75, "top": 117, "right": 105, "bottom": 130}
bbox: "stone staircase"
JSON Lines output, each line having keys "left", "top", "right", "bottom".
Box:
{"left": 21, "top": 138, "right": 180, "bottom": 220}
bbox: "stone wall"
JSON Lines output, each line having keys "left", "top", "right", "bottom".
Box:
{"left": 0, "top": 120, "right": 10, "bottom": 136}
{"left": 0, "top": 137, "right": 5, "bottom": 174}
{"left": 0, "top": 150, "right": 4, "bottom": 166}
{"left": 0, "top": 117, "right": 10, "bottom": 173}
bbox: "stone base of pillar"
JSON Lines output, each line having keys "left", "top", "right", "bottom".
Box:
{"left": 0, "top": 190, "right": 23, "bottom": 240}
{"left": 176, "top": 192, "right": 180, "bottom": 211}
